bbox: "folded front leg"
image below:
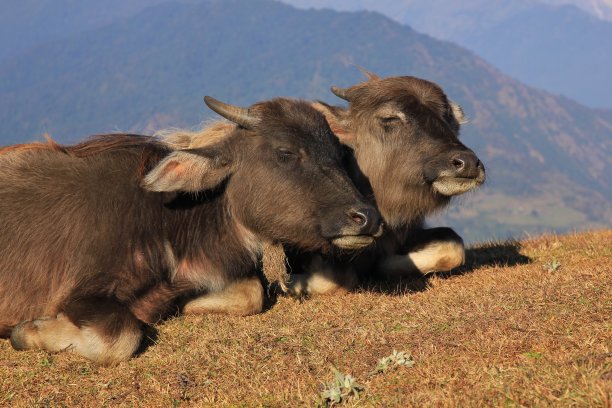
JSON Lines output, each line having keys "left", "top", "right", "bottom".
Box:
{"left": 284, "top": 255, "right": 358, "bottom": 297}
{"left": 182, "top": 276, "right": 264, "bottom": 316}
{"left": 378, "top": 227, "right": 465, "bottom": 277}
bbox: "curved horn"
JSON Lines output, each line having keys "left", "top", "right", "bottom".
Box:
{"left": 330, "top": 86, "right": 352, "bottom": 101}
{"left": 204, "top": 96, "right": 258, "bottom": 130}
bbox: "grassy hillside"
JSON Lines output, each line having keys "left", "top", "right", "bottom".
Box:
{"left": 1, "top": 229, "right": 610, "bottom": 406}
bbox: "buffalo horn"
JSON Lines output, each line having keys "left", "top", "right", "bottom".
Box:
{"left": 204, "top": 96, "right": 258, "bottom": 130}
{"left": 330, "top": 86, "right": 352, "bottom": 101}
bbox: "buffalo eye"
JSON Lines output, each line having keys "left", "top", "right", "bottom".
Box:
{"left": 378, "top": 116, "right": 404, "bottom": 127}
{"left": 276, "top": 147, "right": 300, "bottom": 164}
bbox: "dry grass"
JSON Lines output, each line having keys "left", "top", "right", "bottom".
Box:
{"left": 1, "top": 230, "right": 610, "bottom": 407}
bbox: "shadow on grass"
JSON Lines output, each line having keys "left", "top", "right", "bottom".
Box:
{"left": 458, "top": 240, "right": 532, "bottom": 274}
{"left": 363, "top": 240, "right": 532, "bottom": 296}
{"left": 135, "top": 325, "right": 159, "bottom": 357}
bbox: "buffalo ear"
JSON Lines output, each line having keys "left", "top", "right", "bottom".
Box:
{"left": 449, "top": 100, "right": 468, "bottom": 125}
{"left": 142, "top": 148, "right": 233, "bottom": 193}
{"left": 312, "top": 101, "right": 355, "bottom": 146}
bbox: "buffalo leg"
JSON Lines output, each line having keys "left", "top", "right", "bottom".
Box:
{"left": 284, "top": 255, "right": 358, "bottom": 296}
{"left": 182, "top": 276, "right": 264, "bottom": 316}
{"left": 10, "top": 298, "right": 142, "bottom": 365}
{"left": 378, "top": 227, "right": 465, "bottom": 277}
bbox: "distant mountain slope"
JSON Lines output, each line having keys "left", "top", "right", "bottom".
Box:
{"left": 456, "top": 3, "right": 612, "bottom": 111}
{"left": 0, "top": 0, "right": 172, "bottom": 62}
{"left": 283, "top": 0, "right": 612, "bottom": 109}
{"left": 0, "top": 0, "right": 609, "bottom": 241}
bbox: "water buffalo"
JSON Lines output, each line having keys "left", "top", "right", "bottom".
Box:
{"left": 163, "top": 72, "right": 485, "bottom": 295}
{"left": 0, "top": 96, "right": 382, "bottom": 364}
{"left": 290, "top": 72, "right": 486, "bottom": 294}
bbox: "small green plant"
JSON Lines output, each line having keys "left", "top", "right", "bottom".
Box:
{"left": 78, "top": 366, "right": 91, "bottom": 376}
{"left": 543, "top": 259, "right": 561, "bottom": 272}
{"left": 319, "top": 368, "right": 363, "bottom": 407}
{"left": 523, "top": 351, "right": 543, "bottom": 359}
{"left": 374, "top": 350, "right": 415, "bottom": 374}
{"left": 40, "top": 355, "right": 53, "bottom": 367}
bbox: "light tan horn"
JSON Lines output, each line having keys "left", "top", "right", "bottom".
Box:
{"left": 204, "top": 96, "right": 258, "bottom": 130}
{"left": 330, "top": 86, "right": 352, "bottom": 101}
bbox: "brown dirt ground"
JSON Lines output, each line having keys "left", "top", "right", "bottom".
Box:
{"left": 0, "top": 230, "right": 610, "bottom": 407}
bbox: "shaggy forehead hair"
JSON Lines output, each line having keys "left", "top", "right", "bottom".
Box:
{"left": 344, "top": 76, "right": 463, "bottom": 134}
{"left": 348, "top": 76, "right": 450, "bottom": 110}
{"left": 159, "top": 99, "right": 341, "bottom": 157}
{"left": 250, "top": 99, "right": 340, "bottom": 149}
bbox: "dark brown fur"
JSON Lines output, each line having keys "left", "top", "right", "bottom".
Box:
{"left": 306, "top": 74, "right": 485, "bottom": 283}
{"left": 0, "top": 98, "right": 380, "bottom": 364}
{"left": 159, "top": 75, "right": 485, "bottom": 293}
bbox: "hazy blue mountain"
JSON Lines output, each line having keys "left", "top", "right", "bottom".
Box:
{"left": 0, "top": 0, "right": 609, "bottom": 241}
{"left": 0, "top": 0, "right": 175, "bottom": 62}
{"left": 5, "top": 0, "right": 610, "bottom": 108}
{"left": 283, "top": 0, "right": 612, "bottom": 109}
{"left": 456, "top": 3, "right": 612, "bottom": 111}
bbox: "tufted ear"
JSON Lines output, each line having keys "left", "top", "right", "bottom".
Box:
{"left": 142, "top": 147, "right": 234, "bottom": 193}
{"left": 449, "top": 100, "right": 468, "bottom": 125}
{"left": 312, "top": 101, "right": 355, "bottom": 147}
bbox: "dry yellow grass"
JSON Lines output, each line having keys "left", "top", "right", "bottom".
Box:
{"left": 1, "top": 230, "right": 610, "bottom": 407}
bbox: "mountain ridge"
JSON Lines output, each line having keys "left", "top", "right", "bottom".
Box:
{"left": 0, "top": 0, "right": 609, "bottom": 241}
{"left": 282, "top": 0, "right": 612, "bottom": 109}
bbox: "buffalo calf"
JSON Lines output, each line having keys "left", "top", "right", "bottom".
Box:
{"left": 161, "top": 72, "right": 485, "bottom": 295}
{"left": 0, "top": 96, "right": 382, "bottom": 364}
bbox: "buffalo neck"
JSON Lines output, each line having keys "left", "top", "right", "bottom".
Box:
{"left": 161, "top": 189, "right": 261, "bottom": 287}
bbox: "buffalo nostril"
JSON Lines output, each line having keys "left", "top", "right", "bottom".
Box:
{"left": 452, "top": 158, "right": 465, "bottom": 170}
{"left": 346, "top": 207, "right": 382, "bottom": 236}
{"left": 349, "top": 210, "right": 368, "bottom": 226}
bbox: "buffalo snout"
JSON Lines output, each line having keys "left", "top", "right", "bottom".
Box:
{"left": 431, "top": 149, "right": 485, "bottom": 196}
{"left": 327, "top": 204, "right": 383, "bottom": 250}
{"left": 347, "top": 206, "right": 383, "bottom": 236}
{"left": 450, "top": 151, "right": 484, "bottom": 179}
